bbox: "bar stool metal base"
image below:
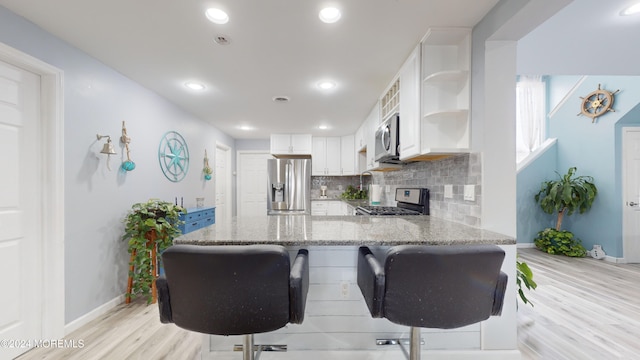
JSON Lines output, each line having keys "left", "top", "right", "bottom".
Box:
{"left": 233, "top": 335, "right": 287, "bottom": 360}
{"left": 377, "top": 327, "right": 424, "bottom": 360}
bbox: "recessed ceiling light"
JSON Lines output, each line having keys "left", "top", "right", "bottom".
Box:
{"left": 238, "top": 125, "right": 254, "bottom": 131}
{"left": 620, "top": 3, "right": 640, "bottom": 15}
{"left": 318, "top": 125, "right": 329, "bottom": 130}
{"left": 206, "top": 8, "right": 229, "bottom": 24}
{"left": 317, "top": 81, "right": 336, "bottom": 90}
{"left": 185, "top": 82, "right": 206, "bottom": 91}
{"left": 319, "top": 7, "right": 341, "bottom": 23}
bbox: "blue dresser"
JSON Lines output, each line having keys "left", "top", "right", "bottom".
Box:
{"left": 178, "top": 207, "right": 215, "bottom": 234}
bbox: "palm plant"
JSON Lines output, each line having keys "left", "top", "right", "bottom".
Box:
{"left": 533, "top": 167, "right": 597, "bottom": 256}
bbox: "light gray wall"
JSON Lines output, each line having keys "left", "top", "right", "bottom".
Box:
{"left": 236, "top": 139, "right": 270, "bottom": 151}
{"left": 0, "top": 5, "right": 235, "bottom": 323}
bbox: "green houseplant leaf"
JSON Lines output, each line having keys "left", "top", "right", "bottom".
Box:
{"left": 534, "top": 167, "right": 597, "bottom": 231}
{"left": 516, "top": 257, "right": 537, "bottom": 307}
{"left": 123, "top": 199, "right": 185, "bottom": 303}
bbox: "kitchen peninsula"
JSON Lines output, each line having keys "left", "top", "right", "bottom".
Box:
{"left": 174, "top": 215, "right": 519, "bottom": 359}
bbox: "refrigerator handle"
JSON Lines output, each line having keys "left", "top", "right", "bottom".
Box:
{"left": 285, "top": 162, "right": 291, "bottom": 205}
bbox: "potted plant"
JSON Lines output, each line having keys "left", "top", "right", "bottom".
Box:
{"left": 533, "top": 167, "right": 598, "bottom": 257}
{"left": 123, "top": 199, "right": 185, "bottom": 303}
{"left": 339, "top": 185, "right": 367, "bottom": 200}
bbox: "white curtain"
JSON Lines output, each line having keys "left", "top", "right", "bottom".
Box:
{"left": 516, "top": 76, "right": 546, "bottom": 163}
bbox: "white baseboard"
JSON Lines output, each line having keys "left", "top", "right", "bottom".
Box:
{"left": 604, "top": 255, "right": 625, "bottom": 263}
{"left": 516, "top": 243, "right": 536, "bottom": 249}
{"left": 64, "top": 294, "right": 125, "bottom": 335}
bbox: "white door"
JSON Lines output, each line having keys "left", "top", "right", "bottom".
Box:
{"left": 0, "top": 60, "right": 41, "bottom": 359}
{"left": 238, "top": 152, "right": 271, "bottom": 217}
{"left": 623, "top": 128, "right": 640, "bottom": 263}
{"left": 215, "top": 144, "right": 231, "bottom": 223}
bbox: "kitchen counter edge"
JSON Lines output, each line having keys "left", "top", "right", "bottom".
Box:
{"left": 174, "top": 215, "right": 515, "bottom": 247}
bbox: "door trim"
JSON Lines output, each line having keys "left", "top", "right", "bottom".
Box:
{"left": 621, "top": 127, "right": 640, "bottom": 264}
{"left": 0, "top": 43, "right": 65, "bottom": 338}
{"left": 215, "top": 142, "right": 232, "bottom": 220}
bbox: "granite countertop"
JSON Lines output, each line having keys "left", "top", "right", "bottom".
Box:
{"left": 174, "top": 215, "right": 515, "bottom": 246}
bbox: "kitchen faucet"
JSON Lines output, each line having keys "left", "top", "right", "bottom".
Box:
{"left": 360, "top": 171, "right": 373, "bottom": 191}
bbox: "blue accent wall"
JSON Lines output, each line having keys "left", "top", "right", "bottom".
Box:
{"left": 518, "top": 76, "right": 640, "bottom": 258}
{"left": 516, "top": 142, "right": 557, "bottom": 244}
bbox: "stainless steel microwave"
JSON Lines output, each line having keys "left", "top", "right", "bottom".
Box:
{"left": 374, "top": 113, "right": 400, "bottom": 163}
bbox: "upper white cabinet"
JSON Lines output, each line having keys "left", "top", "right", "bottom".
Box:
{"left": 355, "top": 124, "right": 365, "bottom": 152}
{"left": 398, "top": 45, "right": 421, "bottom": 160}
{"left": 420, "top": 28, "right": 471, "bottom": 155}
{"left": 340, "top": 135, "right": 356, "bottom": 175}
{"left": 365, "top": 104, "right": 380, "bottom": 171}
{"left": 270, "top": 134, "right": 312, "bottom": 155}
{"left": 312, "top": 136, "right": 356, "bottom": 176}
{"left": 380, "top": 78, "right": 399, "bottom": 120}
{"left": 312, "top": 137, "right": 341, "bottom": 175}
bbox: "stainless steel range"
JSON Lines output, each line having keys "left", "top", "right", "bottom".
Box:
{"left": 356, "top": 188, "right": 429, "bottom": 216}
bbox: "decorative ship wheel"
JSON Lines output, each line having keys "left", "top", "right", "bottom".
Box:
{"left": 578, "top": 84, "right": 620, "bottom": 123}
{"left": 158, "top": 131, "right": 189, "bottom": 182}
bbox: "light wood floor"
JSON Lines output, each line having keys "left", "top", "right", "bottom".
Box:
{"left": 16, "top": 248, "right": 640, "bottom": 360}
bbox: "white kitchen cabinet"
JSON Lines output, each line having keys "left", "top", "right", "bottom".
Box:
{"left": 398, "top": 45, "right": 422, "bottom": 160}
{"left": 380, "top": 78, "right": 400, "bottom": 120}
{"left": 327, "top": 201, "right": 344, "bottom": 215}
{"left": 419, "top": 27, "right": 471, "bottom": 155}
{"left": 312, "top": 200, "right": 349, "bottom": 216}
{"left": 312, "top": 137, "right": 341, "bottom": 176}
{"left": 311, "top": 201, "right": 328, "bottom": 215}
{"left": 270, "top": 134, "right": 312, "bottom": 155}
{"left": 340, "top": 135, "right": 355, "bottom": 175}
{"left": 365, "top": 104, "right": 380, "bottom": 171}
{"left": 355, "top": 123, "right": 365, "bottom": 151}
{"left": 312, "top": 136, "right": 355, "bottom": 176}
{"left": 356, "top": 121, "right": 368, "bottom": 173}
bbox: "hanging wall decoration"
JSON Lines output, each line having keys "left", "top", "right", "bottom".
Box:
{"left": 158, "top": 131, "right": 190, "bottom": 182}
{"left": 120, "top": 121, "right": 136, "bottom": 171}
{"left": 577, "top": 84, "right": 620, "bottom": 123}
{"left": 96, "top": 134, "right": 116, "bottom": 171}
{"left": 203, "top": 149, "right": 213, "bottom": 180}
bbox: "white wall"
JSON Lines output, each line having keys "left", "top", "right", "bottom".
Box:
{"left": 471, "top": 0, "right": 571, "bottom": 237}
{"left": 0, "top": 5, "right": 235, "bottom": 323}
{"left": 517, "top": 0, "right": 640, "bottom": 76}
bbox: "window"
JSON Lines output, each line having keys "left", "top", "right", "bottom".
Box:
{"left": 516, "top": 76, "right": 546, "bottom": 163}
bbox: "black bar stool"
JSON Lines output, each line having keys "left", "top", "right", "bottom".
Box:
{"left": 157, "top": 244, "right": 309, "bottom": 360}
{"left": 357, "top": 244, "right": 508, "bottom": 360}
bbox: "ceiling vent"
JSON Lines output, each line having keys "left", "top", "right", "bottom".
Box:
{"left": 214, "top": 34, "right": 231, "bottom": 45}
{"left": 272, "top": 96, "right": 290, "bottom": 103}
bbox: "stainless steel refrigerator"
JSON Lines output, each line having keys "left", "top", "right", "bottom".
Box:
{"left": 267, "top": 158, "right": 311, "bottom": 215}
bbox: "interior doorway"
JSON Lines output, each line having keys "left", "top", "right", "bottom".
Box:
{"left": 215, "top": 142, "right": 232, "bottom": 223}
{"left": 622, "top": 127, "right": 640, "bottom": 263}
{"left": 0, "top": 43, "right": 64, "bottom": 358}
{"left": 237, "top": 151, "right": 271, "bottom": 217}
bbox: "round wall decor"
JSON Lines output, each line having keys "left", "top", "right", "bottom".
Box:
{"left": 158, "top": 131, "right": 189, "bottom": 182}
{"left": 578, "top": 84, "right": 620, "bottom": 123}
